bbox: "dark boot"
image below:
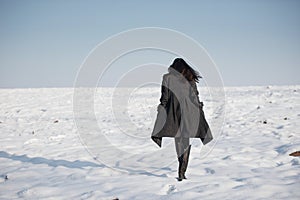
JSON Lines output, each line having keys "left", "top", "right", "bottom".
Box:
{"left": 178, "top": 155, "right": 184, "bottom": 181}
{"left": 178, "top": 145, "right": 191, "bottom": 181}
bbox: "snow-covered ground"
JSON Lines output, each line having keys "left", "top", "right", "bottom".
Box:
{"left": 0, "top": 85, "right": 299, "bottom": 199}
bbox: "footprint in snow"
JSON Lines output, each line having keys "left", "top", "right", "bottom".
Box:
{"left": 274, "top": 144, "right": 292, "bottom": 155}
{"left": 166, "top": 185, "right": 177, "bottom": 194}
{"left": 79, "top": 191, "right": 94, "bottom": 199}
{"left": 291, "top": 159, "right": 299, "bottom": 166}
{"left": 234, "top": 177, "right": 247, "bottom": 182}
{"left": 276, "top": 125, "right": 284, "bottom": 129}
{"left": 222, "top": 155, "right": 231, "bottom": 160}
{"left": 161, "top": 184, "right": 177, "bottom": 195}
{"left": 205, "top": 168, "right": 215, "bottom": 174}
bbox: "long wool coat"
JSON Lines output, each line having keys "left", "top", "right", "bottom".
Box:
{"left": 151, "top": 68, "right": 213, "bottom": 147}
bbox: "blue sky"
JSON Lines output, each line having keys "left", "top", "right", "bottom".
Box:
{"left": 0, "top": 0, "right": 299, "bottom": 88}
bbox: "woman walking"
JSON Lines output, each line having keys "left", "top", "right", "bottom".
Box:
{"left": 151, "top": 58, "right": 213, "bottom": 181}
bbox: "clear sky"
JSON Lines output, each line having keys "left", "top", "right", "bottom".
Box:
{"left": 0, "top": 0, "right": 299, "bottom": 88}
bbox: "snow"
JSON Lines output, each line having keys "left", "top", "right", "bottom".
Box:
{"left": 0, "top": 85, "right": 299, "bottom": 199}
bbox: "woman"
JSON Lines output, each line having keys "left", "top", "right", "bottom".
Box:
{"left": 151, "top": 58, "right": 213, "bottom": 181}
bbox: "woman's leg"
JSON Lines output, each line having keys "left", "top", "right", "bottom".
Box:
{"left": 175, "top": 137, "right": 190, "bottom": 156}
{"left": 181, "top": 138, "right": 191, "bottom": 178}
{"left": 175, "top": 137, "right": 191, "bottom": 180}
{"left": 175, "top": 137, "right": 183, "bottom": 158}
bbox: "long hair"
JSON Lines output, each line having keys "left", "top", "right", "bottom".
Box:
{"left": 169, "top": 58, "right": 201, "bottom": 83}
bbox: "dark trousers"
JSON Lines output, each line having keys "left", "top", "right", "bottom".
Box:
{"left": 175, "top": 137, "right": 191, "bottom": 179}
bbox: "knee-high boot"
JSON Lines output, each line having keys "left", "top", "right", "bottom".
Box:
{"left": 178, "top": 145, "right": 191, "bottom": 180}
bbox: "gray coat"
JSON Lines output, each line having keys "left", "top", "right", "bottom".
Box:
{"left": 151, "top": 68, "right": 213, "bottom": 147}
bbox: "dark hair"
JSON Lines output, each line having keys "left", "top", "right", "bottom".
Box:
{"left": 169, "top": 58, "right": 201, "bottom": 83}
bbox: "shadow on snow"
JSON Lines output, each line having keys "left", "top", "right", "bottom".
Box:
{"left": 0, "top": 151, "right": 104, "bottom": 169}
{"left": 0, "top": 151, "right": 172, "bottom": 177}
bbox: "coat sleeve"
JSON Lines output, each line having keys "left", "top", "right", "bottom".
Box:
{"left": 159, "top": 75, "right": 169, "bottom": 108}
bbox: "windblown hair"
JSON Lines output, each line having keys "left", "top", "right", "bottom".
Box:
{"left": 169, "top": 58, "right": 201, "bottom": 83}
